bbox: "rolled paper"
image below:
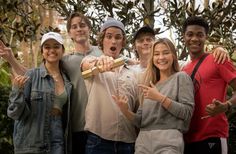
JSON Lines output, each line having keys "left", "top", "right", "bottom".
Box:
{"left": 82, "top": 57, "right": 125, "bottom": 79}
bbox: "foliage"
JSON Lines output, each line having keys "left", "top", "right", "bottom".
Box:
{"left": 162, "top": 0, "right": 236, "bottom": 59}
{"left": 1, "top": 0, "right": 235, "bottom": 60}
{"left": 40, "top": 0, "right": 162, "bottom": 46}
{"left": 0, "top": 0, "right": 236, "bottom": 153}
{"left": 0, "top": 61, "right": 11, "bottom": 86}
{"left": 0, "top": 0, "right": 40, "bottom": 45}
{"left": 0, "top": 86, "right": 13, "bottom": 154}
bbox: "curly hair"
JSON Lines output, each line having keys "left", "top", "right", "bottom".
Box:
{"left": 183, "top": 16, "right": 209, "bottom": 34}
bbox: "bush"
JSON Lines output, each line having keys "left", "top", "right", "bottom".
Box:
{"left": 0, "top": 86, "right": 14, "bottom": 154}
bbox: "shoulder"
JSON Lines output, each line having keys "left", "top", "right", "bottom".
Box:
{"left": 176, "top": 71, "right": 192, "bottom": 81}
{"left": 90, "top": 46, "right": 102, "bottom": 56}
{"left": 25, "top": 67, "right": 40, "bottom": 76}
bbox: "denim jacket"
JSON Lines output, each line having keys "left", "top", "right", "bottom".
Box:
{"left": 7, "top": 64, "right": 72, "bottom": 154}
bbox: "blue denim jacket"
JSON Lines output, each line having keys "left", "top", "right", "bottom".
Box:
{"left": 7, "top": 64, "right": 72, "bottom": 154}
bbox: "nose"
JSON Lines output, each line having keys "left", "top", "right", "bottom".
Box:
{"left": 158, "top": 54, "right": 165, "bottom": 59}
{"left": 48, "top": 47, "right": 56, "bottom": 52}
{"left": 111, "top": 37, "right": 116, "bottom": 44}
{"left": 76, "top": 26, "right": 82, "bottom": 31}
{"left": 144, "top": 39, "right": 149, "bottom": 44}
{"left": 191, "top": 35, "right": 199, "bottom": 41}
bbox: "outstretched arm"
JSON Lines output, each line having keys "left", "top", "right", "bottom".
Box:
{"left": 0, "top": 40, "right": 27, "bottom": 75}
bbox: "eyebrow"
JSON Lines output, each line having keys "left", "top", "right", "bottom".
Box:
{"left": 105, "top": 32, "right": 122, "bottom": 35}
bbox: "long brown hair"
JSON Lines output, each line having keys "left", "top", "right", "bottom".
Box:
{"left": 142, "top": 38, "right": 179, "bottom": 86}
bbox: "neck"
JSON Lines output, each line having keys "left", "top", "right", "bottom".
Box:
{"left": 159, "top": 69, "right": 174, "bottom": 82}
{"left": 45, "top": 62, "right": 60, "bottom": 75}
{"left": 139, "top": 54, "right": 149, "bottom": 68}
{"left": 190, "top": 51, "right": 205, "bottom": 60}
{"left": 74, "top": 41, "right": 91, "bottom": 54}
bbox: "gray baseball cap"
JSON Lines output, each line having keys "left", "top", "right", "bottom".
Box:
{"left": 100, "top": 17, "right": 125, "bottom": 33}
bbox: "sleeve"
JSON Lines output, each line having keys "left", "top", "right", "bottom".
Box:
{"left": 7, "top": 71, "right": 32, "bottom": 120}
{"left": 132, "top": 106, "right": 142, "bottom": 128}
{"left": 218, "top": 60, "right": 236, "bottom": 83}
{"left": 166, "top": 72, "right": 195, "bottom": 122}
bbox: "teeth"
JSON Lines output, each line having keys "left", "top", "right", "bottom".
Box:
{"left": 158, "top": 62, "right": 167, "bottom": 65}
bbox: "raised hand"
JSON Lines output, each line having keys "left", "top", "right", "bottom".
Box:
{"left": 96, "top": 55, "right": 114, "bottom": 72}
{"left": 138, "top": 81, "right": 162, "bottom": 101}
{"left": 12, "top": 75, "right": 29, "bottom": 89}
{"left": 112, "top": 94, "right": 129, "bottom": 113}
{"left": 112, "top": 94, "right": 135, "bottom": 121}
{"left": 0, "top": 40, "right": 14, "bottom": 62}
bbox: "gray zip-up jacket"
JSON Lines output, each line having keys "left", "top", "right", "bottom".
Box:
{"left": 7, "top": 64, "right": 72, "bottom": 154}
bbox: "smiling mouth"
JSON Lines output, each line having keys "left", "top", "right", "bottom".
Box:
{"left": 110, "top": 47, "right": 116, "bottom": 51}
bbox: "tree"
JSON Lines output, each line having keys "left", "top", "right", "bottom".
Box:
{"left": 0, "top": 0, "right": 235, "bottom": 153}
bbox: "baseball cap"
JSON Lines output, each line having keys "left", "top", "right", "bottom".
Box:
{"left": 133, "top": 25, "right": 155, "bottom": 42}
{"left": 41, "top": 32, "right": 64, "bottom": 45}
{"left": 100, "top": 17, "right": 125, "bottom": 33}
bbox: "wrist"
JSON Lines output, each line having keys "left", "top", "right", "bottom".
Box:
{"left": 226, "top": 100, "right": 233, "bottom": 112}
{"left": 160, "top": 96, "right": 171, "bottom": 109}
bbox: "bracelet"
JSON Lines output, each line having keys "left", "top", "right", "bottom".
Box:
{"left": 160, "top": 96, "right": 171, "bottom": 109}
{"left": 160, "top": 96, "right": 167, "bottom": 104}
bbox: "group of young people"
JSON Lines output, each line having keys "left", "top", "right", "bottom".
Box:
{"left": 0, "top": 11, "right": 236, "bottom": 154}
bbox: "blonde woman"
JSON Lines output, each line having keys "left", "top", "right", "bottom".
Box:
{"left": 113, "top": 38, "right": 195, "bottom": 154}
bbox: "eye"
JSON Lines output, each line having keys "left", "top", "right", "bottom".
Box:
{"left": 105, "top": 35, "right": 112, "bottom": 39}
{"left": 79, "top": 23, "right": 86, "bottom": 28}
{"left": 44, "top": 46, "right": 50, "bottom": 50}
{"left": 164, "top": 51, "right": 170, "bottom": 55}
{"left": 71, "top": 25, "right": 77, "bottom": 29}
{"left": 197, "top": 33, "right": 205, "bottom": 38}
{"left": 154, "top": 52, "right": 160, "bottom": 56}
{"left": 137, "top": 39, "right": 144, "bottom": 43}
{"left": 54, "top": 45, "right": 61, "bottom": 49}
{"left": 115, "top": 35, "right": 123, "bottom": 40}
{"left": 186, "top": 33, "right": 193, "bottom": 37}
{"left": 146, "top": 38, "right": 152, "bottom": 42}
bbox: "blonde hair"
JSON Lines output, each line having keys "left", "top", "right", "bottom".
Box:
{"left": 142, "top": 38, "right": 179, "bottom": 86}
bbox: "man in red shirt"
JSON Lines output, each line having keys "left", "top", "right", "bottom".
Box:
{"left": 182, "top": 16, "right": 236, "bottom": 154}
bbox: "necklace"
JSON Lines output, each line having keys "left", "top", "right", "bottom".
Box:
{"left": 50, "top": 73, "right": 60, "bottom": 82}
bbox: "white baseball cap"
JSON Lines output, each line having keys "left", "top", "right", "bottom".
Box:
{"left": 41, "top": 32, "right": 64, "bottom": 45}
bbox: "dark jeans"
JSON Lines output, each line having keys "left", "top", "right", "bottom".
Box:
{"left": 72, "top": 131, "right": 88, "bottom": 154}
{"left": 184, "top": 137, "right": 222, "bottom": 154}
{"left": 85, "top": 132, "right": 134, "bottom": 154}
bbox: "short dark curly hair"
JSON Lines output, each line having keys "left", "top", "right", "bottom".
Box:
{"left": 183, "top": 16, "right": 209, "bottom": 34}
